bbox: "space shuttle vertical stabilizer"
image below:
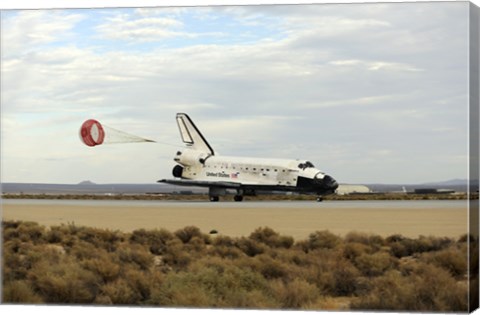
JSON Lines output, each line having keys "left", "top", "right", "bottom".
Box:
{"left": 176, "top": 113, "right": 215, "bottom": 155}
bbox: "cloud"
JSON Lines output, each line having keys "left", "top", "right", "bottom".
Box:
{"left": 2, "top": 11, "right": 85, "bottom": 57}
{"left": 1, "top": 3, "right": 471, "bottom": 184}
{"left": 94, "top": 9, "right": 226, "bottom": 43}
{"left": 329, "top": 59, "right": 424, "bottom": 72}
{"left": 301, "top": 94, "right": 399, "bottom": 109}
{"left": 95, "top": 14, "right": 187, "bottom": 42}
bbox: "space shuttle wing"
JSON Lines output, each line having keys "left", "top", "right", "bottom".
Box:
{"left": 158, "top": 178, "right": 242, "bottom": 189}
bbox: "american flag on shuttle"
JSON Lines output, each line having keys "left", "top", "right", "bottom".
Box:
{"left": 230, "top": 172, "right": 239, "bottom": 179}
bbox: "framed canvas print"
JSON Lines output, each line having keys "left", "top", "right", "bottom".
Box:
{"left": 1, "top": 0, "right": 479, "bottom": 314}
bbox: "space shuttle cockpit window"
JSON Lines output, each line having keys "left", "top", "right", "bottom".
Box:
{"left": 305, "top": 161, "right": 315, "bottom": 168}
{"left": 299, "top": 161, "right": 315, "bottom": 170}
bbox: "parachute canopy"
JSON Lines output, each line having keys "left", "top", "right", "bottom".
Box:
{"left": 80, "top": 119, "right": 105, "bottom": 146}
{"left": 80, "top": 119, "right": 155, "bottom": 147}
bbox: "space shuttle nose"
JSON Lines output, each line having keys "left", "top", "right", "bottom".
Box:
{"left": 322, "top": 175, "right": 339, "bottom": 190}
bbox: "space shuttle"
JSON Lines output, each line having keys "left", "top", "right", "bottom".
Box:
{"left": 158, "top": 113, "right": 338, "bottom": 202}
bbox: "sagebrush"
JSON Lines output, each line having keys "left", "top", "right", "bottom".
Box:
{"left": 2, "top": 220, "right": 474, "bottom": 311}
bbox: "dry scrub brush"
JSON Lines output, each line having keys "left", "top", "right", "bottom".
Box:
{"left": 2, "top": 220, "right": 471, "bottom": 311}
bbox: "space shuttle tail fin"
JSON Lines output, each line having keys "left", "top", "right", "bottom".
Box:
{"left": 176, "top": 113, "right": 215, "bottom": 155}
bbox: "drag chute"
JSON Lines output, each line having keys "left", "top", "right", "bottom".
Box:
{"left": 80, "top": 119, "right": 155, "bottom": 147}
{"left": 80, "top": 119, "right": 105, "bottom": 146}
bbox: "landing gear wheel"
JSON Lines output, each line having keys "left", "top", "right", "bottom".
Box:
{"left": 316, "top": 196, "right": 323, "bottom": 202}
{"left": 209, "top": 196, "right": 219, "bottom": 202}
{"left": 234, "top": 195, "right": 244, "bottom": 202}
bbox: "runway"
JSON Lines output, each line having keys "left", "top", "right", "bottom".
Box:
{"left": 1, "top": 199, "right": 469, "bottom": 240}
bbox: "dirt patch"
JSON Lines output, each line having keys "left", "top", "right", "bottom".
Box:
{"left": 2, "top": 202, "right": 468, "bottom": 240}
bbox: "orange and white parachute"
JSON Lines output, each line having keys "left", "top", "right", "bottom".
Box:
{"left": 80, "top": 119, "right": 155, "bottom": 147}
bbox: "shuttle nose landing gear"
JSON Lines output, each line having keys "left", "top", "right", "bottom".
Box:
{"left": 209, "top": 196, "right": 219, "bottom": 202}
{"left": 234, "top": 195, "right": 244, "bottom": 202}
{"left": 316, "top": 196, "right": 323, "bottom": 202}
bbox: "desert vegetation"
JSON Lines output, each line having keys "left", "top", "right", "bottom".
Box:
{"left": 3, "top": 220, "right": 475, "bottom": 311}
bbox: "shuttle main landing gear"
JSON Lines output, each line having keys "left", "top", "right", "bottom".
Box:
{"left": 234, "top": 189, "right": 245, "bottom": 202}
{"left": 209, "top": 196, "right": 219, "bottom": 202}
{"left": 316, "top": 196, "right": 323, "bottom": 202}
{"left": 209, "top": 187, "right": 225, "bottom": 202}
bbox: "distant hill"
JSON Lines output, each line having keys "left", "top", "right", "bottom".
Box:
{"left": 78, "top": 180, "right": 96, "bottom": 185}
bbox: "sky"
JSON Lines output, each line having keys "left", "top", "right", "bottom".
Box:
{"left": 0, "top": 0, "right": 475, "bottom": 185}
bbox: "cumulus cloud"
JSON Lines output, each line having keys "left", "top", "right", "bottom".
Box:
{"left": 2, "top": 11, "right": 85, "bottom": 57}
{"left": 95, "top": 14, "right": 187, "bottom": 42}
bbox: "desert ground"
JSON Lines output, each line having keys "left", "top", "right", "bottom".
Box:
{"left": 2, "top": 200, "right": 468, "bottom": 239}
